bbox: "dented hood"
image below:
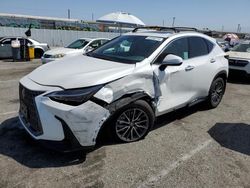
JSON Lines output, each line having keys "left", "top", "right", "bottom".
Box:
{"left": 28, "top": 55, "right": 135, "bottom": 89}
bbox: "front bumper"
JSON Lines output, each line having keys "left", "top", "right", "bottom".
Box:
{"left": 19, "top": 76, "right": 110, "bottom": 151}
{"left": 19, "top": 115, "right": 94, "bottom": 152}
{"left": 229, "top": 58, "right": 250, "bottom": 74}
{"left": 41, "top": 57, "right": 57, "bottom": 64}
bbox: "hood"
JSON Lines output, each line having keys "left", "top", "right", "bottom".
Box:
{"left": 45, "top": 47, "right": 82, "bottom": 55}
{"left": 227, "top": 51, "right": 250, "bottom": 60}
{"left": 28, "top": 55, "right": 135, "bottom": 89}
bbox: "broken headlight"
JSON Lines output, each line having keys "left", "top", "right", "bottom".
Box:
{"left": 46, "top": 85, "right": 103, "bottom": 106}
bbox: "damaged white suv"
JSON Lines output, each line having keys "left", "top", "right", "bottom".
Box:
{"left": 19, "top": 27, "right": 228, "bottom": 151}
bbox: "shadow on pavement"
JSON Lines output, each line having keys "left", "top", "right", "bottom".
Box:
{"left": 153, "top": 103, "right": 208, "bottom": 130}
{"left": 0, "top": 103, "right": 211, "bottom": 168}
{"left": 228, "top": 72, "right": 250, "bottom": 85}
{"left": 208, "top": 123, "right": 250, "bottom": 155}
{"left": 0, "top": 117, "right": 87, "bottom": 168}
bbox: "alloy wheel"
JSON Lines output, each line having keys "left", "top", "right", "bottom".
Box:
{"left": 115, "top": 108, "right": 149, "bottom": 142}
{"left": 211, "top": 80, "right": 224, "bottom": 105}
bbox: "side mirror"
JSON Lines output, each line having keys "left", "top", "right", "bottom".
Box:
{"left": 85, "top": 46, "right": 94, "bottom": 53}
{"left": 159, "top": 54, "right": 183, "bottom": 71}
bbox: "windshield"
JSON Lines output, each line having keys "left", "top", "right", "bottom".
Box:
{"left": 88, "top": 35, "right": 165, "bottom": 64}
{"left": 231, "top": 43, "right": 250, "bottom": 53}
{"left": 67, "top": 39, "right": 89, "bottom": 49}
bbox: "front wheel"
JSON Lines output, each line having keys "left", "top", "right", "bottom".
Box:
{"left": 206, "top": 77, "right": 226, "bottom": 108}
{"left": 111, "top": 100, "right": 154, "bottom": 143}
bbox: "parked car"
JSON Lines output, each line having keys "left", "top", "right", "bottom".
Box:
{"left": 227, "top": 41, "right": 250, "bottom": 76}
{"left": 0, "top": 37, "right": 49, "bottom": 59}
{"left": 19, "top": 27, "right": 228, "bottom": 151}
{"left": 41, "top": 38, "right": 110, "bottom": 64}
{"left": 217, "top": 40, "right": 230, "bottom": 52}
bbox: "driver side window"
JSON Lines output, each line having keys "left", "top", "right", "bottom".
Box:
{"left": 156, "top": 37, "right": 189, "bottom": 63}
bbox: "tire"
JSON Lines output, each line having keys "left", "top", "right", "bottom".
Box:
{"left": 206, "top": 77, "right": 226, "bottom": 109}
{"left": 110, "top": 100, "right": 155, "bottom": 143}
{"left": 35, "top": 49, "right": 44, "bottom": 59}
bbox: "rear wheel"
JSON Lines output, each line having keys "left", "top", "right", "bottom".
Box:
{"left": 111, "top": 100, "right": 154, "bottom": 143}
{"left": 206, "top": 77, "right": 225, "bottom": 108}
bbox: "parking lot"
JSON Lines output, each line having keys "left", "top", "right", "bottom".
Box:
{"left": 0, "top": 60, "right": 250, "bottom": 188}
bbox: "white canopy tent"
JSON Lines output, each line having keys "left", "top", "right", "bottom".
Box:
{"left": 97, "top": 12, "right": 145, "bottom": 33}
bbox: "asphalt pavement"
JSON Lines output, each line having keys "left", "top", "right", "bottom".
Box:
{"left": 0, "top": 59, "right": 250, "bottom": 188}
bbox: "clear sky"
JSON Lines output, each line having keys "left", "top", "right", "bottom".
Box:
{"left": 1, "top": 0, "right": 249, "bottom": 33}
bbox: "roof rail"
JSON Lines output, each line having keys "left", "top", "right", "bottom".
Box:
{"left": 132, "top": 26, "right": 177, "bottom": 33}
{"left": 132, "top": 26, "right": 198, "bottom": 33}
{"left": 172, "top": 27, "right": 198, "bottom": 32}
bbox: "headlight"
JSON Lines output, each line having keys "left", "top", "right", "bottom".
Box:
{"left": 52, "top": 54, "right": 65, "bottom": 58}
{"left": 46, "top": 85, "right": 103, "bottom": 106}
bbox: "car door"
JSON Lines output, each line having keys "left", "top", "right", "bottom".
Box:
{"left": 152, "top": 37, "right": 197, "bottom": 115}
{"left": 0, "top": 38, "right": 12, "bottom": 58}
{"left": 187, "top": 36, "right": 216, "bottom": 98}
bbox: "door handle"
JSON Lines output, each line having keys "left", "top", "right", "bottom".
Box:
{"left": 210, "top": 58, "right": 216, "bottom": 63}
{"left": 185, "top": 65, "right": 195, "bottom": 71}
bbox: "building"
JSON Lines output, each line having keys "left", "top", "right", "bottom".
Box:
{"left": 0, "top": 13, "right": 99, "bottom": 31}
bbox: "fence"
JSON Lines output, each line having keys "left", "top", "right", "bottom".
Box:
{"left": 0, "top": 27, "right": 120, "bottom": 47}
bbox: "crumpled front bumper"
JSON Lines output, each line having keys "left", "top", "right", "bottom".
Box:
{"left": 19, "top": 77, "right": 110, "bottom": 151}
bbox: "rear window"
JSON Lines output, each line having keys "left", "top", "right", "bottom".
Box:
{"left": 189, "top": 37, "right": 209, "bottom": 58}
{"left": 205, "top": 39, "right": 214, "bottom": 53}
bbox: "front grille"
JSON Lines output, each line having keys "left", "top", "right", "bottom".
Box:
{"left": 19, "top": 84, "right": 45, "bottom": 136}
{"left": 229, "top": 59, "right": 249, "bottom": 67}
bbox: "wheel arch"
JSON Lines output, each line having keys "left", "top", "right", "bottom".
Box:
{"left": 214, "top": 70, "right": 228, "bottom": 82}
{"left": 95, "top": 92, "right": 155, "bottom": 144}
{"left": 107, "top": 92, "right": 155, "bottom": 114}
{"left": 34, "top": 47, "right": 44, "bottom": 58}
{"left": 211, "top": 70, "right": 228, "bottom": 91}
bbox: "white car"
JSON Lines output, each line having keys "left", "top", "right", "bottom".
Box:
{"left": 41, "top": 38, "right": 110, "bottom": 63}
{"left": 19, "top": 27, "right": 228, "bottom": 151}
{"left": 0, "top": 37, "right": 49, "bottom": 59}
{"left": 227, "top": 41, "right": 250, "bottom": 75}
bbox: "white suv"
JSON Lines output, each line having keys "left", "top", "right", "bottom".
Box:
{"left": 41, "top": 38, "right": 110, "bottom": 64}
{"left": 19, "top": 27, "right": 228, "bottom": 151}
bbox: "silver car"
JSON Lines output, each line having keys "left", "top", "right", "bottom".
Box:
{"left": 0, "top": 37, "right": 49, "bottom": 59}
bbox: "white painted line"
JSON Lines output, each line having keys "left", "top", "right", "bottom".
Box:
{"left": 0, "top": 79, "right": 19, "bottom": 84}
{"left": 138, "top": 139, "right": 212, "bottom": 188}
{"left": 0, "top": 111, "right": 18, "bottom": 116}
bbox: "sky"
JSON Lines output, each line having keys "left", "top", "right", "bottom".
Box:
{"left": 1, "top": 0, "right": 250, "bottom": 33}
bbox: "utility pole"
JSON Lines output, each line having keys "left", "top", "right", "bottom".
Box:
{"left": 92, "top": 13, "right": 94, "bottom": 21}
{"left": 68, "top": 9, "right": 71, "bottom": 19}
{"left": 172, "top": 17, "right": 176, "bottom": 27}
{"left": 162, "top": 19, "right": 165, "bottom": 26}
{"left": 221, "top": 25, "right": 224, "bottom": 32}
{"left": 237, "top": 24, "right": 241, "bottom": 33}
